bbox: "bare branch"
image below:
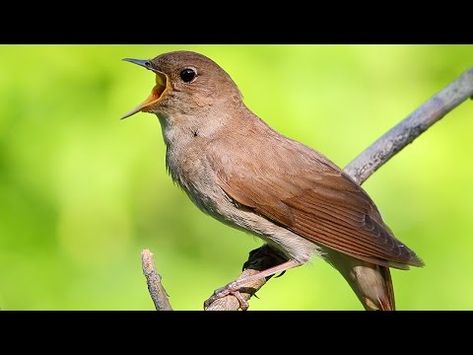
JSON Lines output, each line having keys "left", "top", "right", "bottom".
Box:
{"left": 345, "top": 68, "right": 473, "bottom": 185}
{"left": 203, "top": 67, "right": 473, "bottom": 310}
{"left": 141, "top": 249, "right": 172, "bottom": 310}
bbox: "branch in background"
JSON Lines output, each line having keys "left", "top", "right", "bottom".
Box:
{"left": 141, "top": 249, "right": 172, "bottom": 310}
{"left": 142, "top": 67, "right": 473, "bottom": 310}
{"left": 345, "top": 68, "right": 473, "bottom": 185}
{"left": 202, "top": 67, "right": 473, "bottom": 310}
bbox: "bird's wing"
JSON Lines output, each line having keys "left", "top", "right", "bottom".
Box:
{"left": 210, "top": 135, "right": 423, "bottom": 269}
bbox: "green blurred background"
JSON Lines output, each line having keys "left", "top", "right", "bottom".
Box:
{"left": 0, "top": 45, "right": 472, "bottom": 309}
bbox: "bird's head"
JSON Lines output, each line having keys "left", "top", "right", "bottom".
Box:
{"left": 121, "top": 51, "right": 242, "bottom": 120}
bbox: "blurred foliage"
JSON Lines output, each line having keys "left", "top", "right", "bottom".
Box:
{"left": 0, "top": 45, "right": 472, "bottom": 309}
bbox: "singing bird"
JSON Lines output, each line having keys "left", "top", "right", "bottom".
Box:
{"left": 122, "top": 51, "right": 423, "bottom": 310}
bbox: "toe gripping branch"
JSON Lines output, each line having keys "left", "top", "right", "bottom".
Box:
{"left": 204, "top": 245, "right": 289, "bottom": 310}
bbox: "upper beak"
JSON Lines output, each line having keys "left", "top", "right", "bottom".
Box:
{"left": 121, "top": 58, "right": 168, "bottom": 120}
{"left": 122, "top": 58, "right": 153, "bottom": 71}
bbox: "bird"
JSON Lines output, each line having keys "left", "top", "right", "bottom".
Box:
{"left": 122, "top": 50, "right": 424, "bottom": 310}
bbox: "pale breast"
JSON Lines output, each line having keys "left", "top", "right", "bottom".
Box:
{"left": 166, "top": 138, "right": 226, "bottom": 217}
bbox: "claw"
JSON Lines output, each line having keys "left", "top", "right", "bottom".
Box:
{"left": 231, "top": 291, "right": 249, "bottom": 310}
{"left": 204, "top": 282, "right": 250, "bottom": 311}
{"left": 275, "top": 270, "right": 286, "bottom": 278}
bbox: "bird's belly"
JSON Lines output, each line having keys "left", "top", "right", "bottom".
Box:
{"left": 168, "top": 153, "right": 321, "bottom": 263}
{"left": 215, "top": 201, "right": 322, "bottom": 263}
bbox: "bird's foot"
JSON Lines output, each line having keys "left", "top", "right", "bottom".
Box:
{"left": 204, "top": 282, "right": 251, "bottom": 311}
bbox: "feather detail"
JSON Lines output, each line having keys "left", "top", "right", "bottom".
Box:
{"left": 210, "top": 116, "right": 423, "bottom": 269}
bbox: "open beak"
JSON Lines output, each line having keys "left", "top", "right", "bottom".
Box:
{"left": 121, "top": 58, "right": 168, "bottom": 120}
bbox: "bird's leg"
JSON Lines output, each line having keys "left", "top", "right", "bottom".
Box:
{"left": 205, "top": 259, "right": 301, "bottom": 310}
{"left": 228, "top": 259, "right": 301, "bottom": 289}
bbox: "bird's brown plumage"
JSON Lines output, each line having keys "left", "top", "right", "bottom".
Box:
{"left": 208, "top": 114, "right": 423, "bottom": 270}
{"left": 123, "top": 50, "right": 424, "bottom": 310}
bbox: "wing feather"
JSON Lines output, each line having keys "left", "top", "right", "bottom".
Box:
{"left": 210, "top": 127, "right": 423, "bottom": 269}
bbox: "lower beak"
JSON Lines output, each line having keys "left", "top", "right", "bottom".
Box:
{"left": 121, "top": 58, "right": 168, "bottom": 120}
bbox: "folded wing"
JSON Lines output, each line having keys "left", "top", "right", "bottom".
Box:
{"left": 211, "top": 135, "right": 423, "bottom": 269}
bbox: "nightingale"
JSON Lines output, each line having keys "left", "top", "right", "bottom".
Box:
{"left": 122, "top": 50, "right": 423, "bottom": 310}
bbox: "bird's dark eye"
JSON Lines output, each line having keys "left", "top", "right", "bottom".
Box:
{"left": 180, "top": 68, "right": 197, "bottom": 83}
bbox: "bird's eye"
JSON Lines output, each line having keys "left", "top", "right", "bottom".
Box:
{"left": 180, "top": 68, "right": 197, "bottom": 83}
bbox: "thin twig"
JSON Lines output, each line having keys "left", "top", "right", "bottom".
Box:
{"left": 141, "top": 249, "right": 172, "bottom": 310}
{"left": 203, "top": 67, "right": 473, "bottom": 310}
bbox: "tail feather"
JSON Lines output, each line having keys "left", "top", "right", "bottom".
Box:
{"left": 324, "top": 249, "right": 396, "bottom": 310}
{"left": 376, "top": 266, "right": 395, "bottom": 310}
{"left": 349, "top": 264, "right": 396, "bottom": 311}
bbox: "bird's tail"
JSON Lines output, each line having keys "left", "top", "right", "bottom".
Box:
{"left": 324, "top": 250, "right": 395, "bottom": 310}
{"left": 375, "top": 266, "right": 395, "bottom": 310}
